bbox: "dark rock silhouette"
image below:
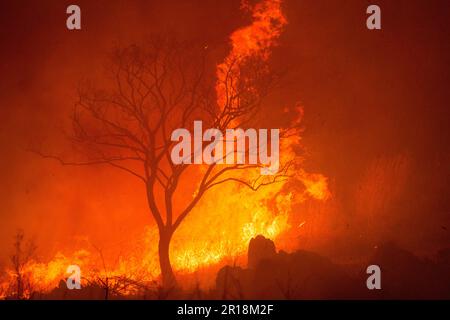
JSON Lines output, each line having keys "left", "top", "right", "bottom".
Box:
{"left": 364, "top": 242, "right": 450, "bottom": 299}
{"left": 248, "top": 235, "right": 277, "bottom": 269}
{"left": 216, "top": 266, "right": 250, "bottom": 299}
{"left": 216, "top": 236, "right": 450, "bottom": 299}
{"left": 249, "top": 249, "right": 363, "bottom": 299}
{"left": 217, "top": 235, "right": 363, "bottom": 299}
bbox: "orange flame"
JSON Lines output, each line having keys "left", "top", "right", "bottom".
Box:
{"left": 216, "top": 0, "right": 287, "bottom": 107}
{"left": 1, "top": 0, "right": 330, "bottom": 297}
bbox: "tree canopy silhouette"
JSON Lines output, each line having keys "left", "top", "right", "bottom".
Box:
{"left": 37, "top": 36, "right": 294, "bottom": 288}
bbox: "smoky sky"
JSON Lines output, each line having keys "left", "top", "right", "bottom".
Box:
{"left": 0, "top": 0, "right": 449, "bottom": 266}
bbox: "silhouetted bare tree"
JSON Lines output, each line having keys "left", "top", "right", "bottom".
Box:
{"left": 9, "top": 230, "right": 37, "bottom": 299}
{"left": 36, "top": 35, "right": 293, "bottom": 289}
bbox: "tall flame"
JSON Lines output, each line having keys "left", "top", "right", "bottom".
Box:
{"left": 216, "top": 0, "right": 287, "bottom": 107}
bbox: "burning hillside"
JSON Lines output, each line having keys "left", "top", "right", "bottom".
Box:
{"left": 0, "top": 0, "right": 329, "bottom": 298}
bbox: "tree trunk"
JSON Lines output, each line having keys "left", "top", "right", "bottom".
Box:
{"left": 158, "top": 228, "right": 176, "bottom": 290}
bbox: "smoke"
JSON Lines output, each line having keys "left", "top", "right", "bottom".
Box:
{"left": 0, "top": 0, "right": 449, "bottom": 281}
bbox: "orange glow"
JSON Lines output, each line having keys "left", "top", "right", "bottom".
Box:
{"left": 1, "top": 0, "right": 329, "bottom": 296}
{"left": 216, "top": 0, "right": 287, "bottom": 108}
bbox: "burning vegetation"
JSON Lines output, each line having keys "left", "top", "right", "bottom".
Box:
{"left": 1, "top": 0, "right": 449, "bottom": 300}
{"left": 0, "top": 0, "right": 330, "bottom": 298}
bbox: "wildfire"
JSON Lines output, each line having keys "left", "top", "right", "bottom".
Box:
{"left": 1, "top": 0, "right": 329, "bottom": 298}
{"left": 216, "top": 0, "right": 287, "bottom": 108}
